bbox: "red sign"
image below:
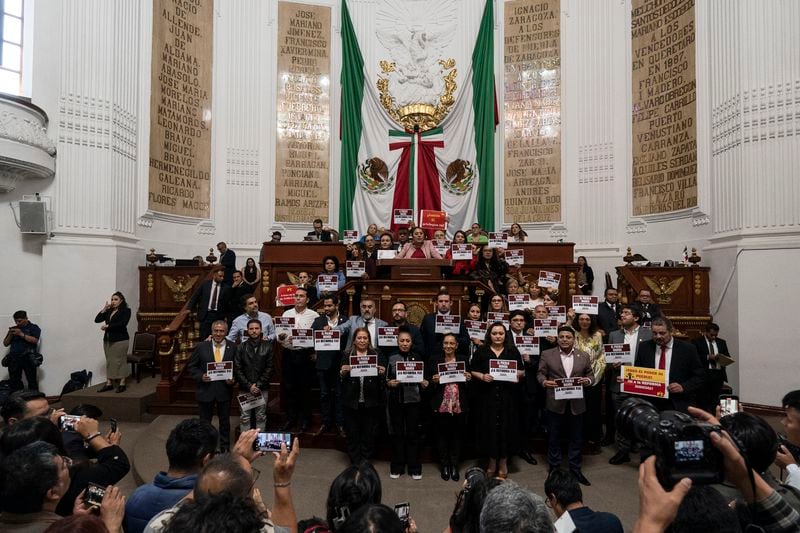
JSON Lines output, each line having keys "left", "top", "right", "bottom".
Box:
{"left": 419, "top": 209, "right": 447, "bottom": 231}
{"left": 276, "top": 285, "right": 297, "bottom": 306}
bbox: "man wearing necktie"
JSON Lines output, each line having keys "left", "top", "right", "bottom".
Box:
{"left": 597, "top": 287, "right": 621, "bottom": 343}
{"left": 691, "top": 322, "right": 731, "bottom": 413}
{"left": 632, "top": 317, "right": 704, "bottom": 414}
{"left": 188, "top": 320, "right": 236, "bottom": 451}
{"left": 188, "top": 267, "right": 230, "bottom": 340}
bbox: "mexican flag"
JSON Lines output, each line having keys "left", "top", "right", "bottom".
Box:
{"left": 338, "top": 0, "right": 496, "bottom": 235}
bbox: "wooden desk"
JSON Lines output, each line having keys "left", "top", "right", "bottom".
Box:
{"left": 377, "top": 258, "right": 451, "bottom": 280}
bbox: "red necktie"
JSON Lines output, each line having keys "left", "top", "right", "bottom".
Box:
{"left": 658, "top": 345, "right": 667, "bottom": 370}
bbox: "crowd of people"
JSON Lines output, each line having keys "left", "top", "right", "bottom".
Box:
{"left": 1, "top": 388, "right": 799, "bottom": 532}
{"left": 3, "top": 224, "right": 800, "bottom": 531}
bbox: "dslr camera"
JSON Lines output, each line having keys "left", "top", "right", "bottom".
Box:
{"left": 616, "top": 397, "right": 724, "bottom": 487}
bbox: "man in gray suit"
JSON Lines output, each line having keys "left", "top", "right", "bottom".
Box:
{"left": 607, "top": 306, "right": 652, "bottom": 464}
{"left": 341, "top": 296, "right": 387, "bottom": 352}
{"left": 538, "top": 325, "right": 595, "bottom": 485}
{"left": 188, "top": 320, "right": 236, "bottom": 451}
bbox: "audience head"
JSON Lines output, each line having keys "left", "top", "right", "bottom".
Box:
{"left": 665, "top": 486, "right": 741, "bottom": 533}
{"left": 397, "top": 326, "right": 413, "bottom": 353}
{"left": 505, "top": 278, "right": 520, "bottom": 294}
{"left": 359, "top": 297, "right": 377, "bottom": 320}
{"left": 379, "top": 232, "right": 394, "bottom": 249}
{"left": 509, "top": 310, "right": 526, "bottom": 332}
{"left": 397, "top": 227, "right": 409, "bottom": 243}
{"left": 543, "top": 469, "right": 582, "bottom": 518}
{"left": 572, "top": 313, "right": 598, "bottom": 335}
{"left": 211, "top": 266, "right": 225, "bottom": 282}
{"left": 719, "top": 412, "right": 778, "bottom": 474}
{"left": 161, "top": 491, "right": 266, "bottom": 533}
{"left": 782, "top": 389, "right": 800, "bottom": 445}
{"left": 638, "top": 288, "right": 653, "bottom": 303}
{"left": 1, "top": 416, "right": 66, "bottom": 457}
{"left": 577, "top": 255, "right": 588, "bottom": 268}
{"left": 442, "top": 333, "right": 458, "bottom": 356}
{"left": 435, "top": 289, "right": 452, "bottom": 314}
{"left": 0, "top": 441, "right": 70, "bottom": 514}
{"left": 467, "top": 302, "right": 482, "bottom": 320}
{"left": 2, "top": 390, "right": 50, "bottom": 425}
{"left": 339, "top": 503, "right": 403, "bottom": 533}
{"left": 479, "top": 480, "right": 553, "bottom": 533}
{"left": 484, "top": 322, "right": 508, "bottom": 348}
{"left": 216, "top": 241, "right": 228, "bottom": 253}
{"left": 453, "top": 230, "right": 467, "bottom": 244}
{"left": 410, "top": 227, "right": 426, "bottom": 245}
{"left": 557, "top": 325, "right": 576, "bottom": 351}
{"left": 350, "top": 327, "right": 373, "bottom": 354}
{"left": 533, "top": 304, "right": 548, "bottom": 319}
{"left": 194, "top": 453, "right": 253, "bottom": 503}
{"left": 322, "top": 255, "right": 340, "bottom": 273}
{"left": 271, "top": 231, "right": 282, "bottom": 242}
{"left": 322, "top": 294, "right": 340, "bottom": 317}
{"left": 619, "top": 305, "right": 642, "bottom": 327}
{"left": 326, "top": 462, "right": 382, "bottom": 531}
{"left": 294, "top": 286, "right": 310, "bottom": 309}
{"left": 703, "top": 322, "right": 720, "bottom": 342}
{"left": 232, "top": 271, "right": 243, "bottom": 285}
{"left": 604, "top": 287, "right": 619, "bottom": 302}
{"left": 245, "top": 257, "right": 257, "bottom": 269}
{"left": 650, "top": 316, "right": 674, "bottom": 346}
{"left": 391, "top": 301, "right": 407, "bottom": 324}
{"left": 529, "top": 284, "right": 543, "bottom": 299}
{"left": 13, "top": 309, "right": 29, "bottom": 323}
{"left": 166, "top": 418, "right": 219, "bottom": 474}
{"left": 111, "top": 291, "right": 128, "bottom": 309}
{"left": 488, "top": 294, "right": 506, "bottom": 312}
{"left": 543, "top": 292, "right": 558, "bottom": 306}
{"left": 450, "top": 475, "right": 504, "bottom": 533}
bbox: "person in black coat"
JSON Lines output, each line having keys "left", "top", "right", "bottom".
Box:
{"left": 188, "top": 267, "right": 230, "bottom": 340}
{"left": 387, "top": 327, "right": 428, "bottom": 480}
{"left": 691, "top": 322, "right": 731, "bottom": 413}
{"left": 233, "top": 318, "right": 273, "bottom": 433}
{"left": 632, "top": 288, "right": 662, "bottom": 323}
{"left": 429, "top": 333, "right": 472, "bottom": 482}
{"left": 470, "top": 322, "right": 525, "bottom": 478}
{"left": 338, "top": 327, "right": 386, "bottom": 464}
{"left": 94, "top": 292, "right": 131, "bottom": 393}
{"left": 633, "top": 317, "right": 704, "bottom": 413}
{"left": 188, "top": 320, "right": 236, "bottom": 451}
{"left": 419, "top": 290, "right": 469, "bottom": 359}
{"left": 217, "top": 241, "right": 236, "bottom": 285}
{"left": 596, "top": 287, "right": 620, "bottom": 341}
{"left": 576, "top": 256, "right": 594, "bottom": 295}
{"left": 311, "top": 293, "right": 349, "bottom": 435}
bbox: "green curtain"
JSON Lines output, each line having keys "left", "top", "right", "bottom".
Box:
{"left": 472, "top": 0, "right": 496, "bottom": 231}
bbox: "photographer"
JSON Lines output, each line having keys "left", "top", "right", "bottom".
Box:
{"left": 3, "top": 310, "right": 41, "bottom": 391}
{"left": 714, "top": 412, "right": 800, "bottom": 511}
{"left": 634, "top": 406, "right": 800, "bottom": 533}
{"left": 0, "top": 414, "right": 130, "bottom": 516}
{"left": 544, "top": 468, "right": 623, "bottom": 532}
{"left": 776, "top": 390, "right": 800, "bottom": 490}
{"left": 447, "top": 468, "right": 503, "bottom": 533}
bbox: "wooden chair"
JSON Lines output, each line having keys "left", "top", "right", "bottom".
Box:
{"left": 128, "top": 332, "right": 157, "bottom": 383}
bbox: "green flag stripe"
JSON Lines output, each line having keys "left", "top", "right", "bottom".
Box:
{"left": 472, "top": 0, "right": 495, "bottom": 231}
{"left": 338, "top": 0, "right": 364, "bottom": 231}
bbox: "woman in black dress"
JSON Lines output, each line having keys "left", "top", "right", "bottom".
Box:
{"left": 339, "top": 327, "right": 386, "bottom": 464}
{"left": 243, "top": 257, "right": 259, "bottom": 288}
{"left": 470, "top": 322, "right": 525, "bottom": 478}
{"left": 430, "top": 333, "right": 472, "bottom": 482}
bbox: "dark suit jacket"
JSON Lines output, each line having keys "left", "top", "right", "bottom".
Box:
{"left": 568, "top": 507, "right": 624, "bottom": 533}
{"left": 597, "top": 301, "right": 620, "bottom": 341}
{"left": 634, "top": 338, "right": 704, "bottom": 412}
{"left": 607, "top": 327, "right": 653, "bottom": 392}
{"left": 537, "top": 347, "right": 594, "bottom": 415}
{"left": 691, "top": 336, "right": 729, "bottom": 381}
{"left": 633, "top": 301, "right": 662, "bottom": 321}
{"left": 219, "top": 249, "right": 236, "bottom": 284}
{"left": 312, "top": 314, "right": 349, "bottom": 370}
{"left": 188, "top": 339, "right": 236, "bottom": 402}
{"left": 420, "top": 313, "right": 469, "bottom": 361}
{"left": 94, "top": 307, "right": 131, "bottom": 343}
{"left": 188, "top": 280, "right": 230, "bottom": 322}
{"left": 307, "top": 230, "right": 333, "bottom": 242}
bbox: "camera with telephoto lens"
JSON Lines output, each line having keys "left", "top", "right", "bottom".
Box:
{"left": 616, "top": 397, "right": 725, "bottom": 488}
{"left": 464, "top": 466, "right": 486, "bottom": 489}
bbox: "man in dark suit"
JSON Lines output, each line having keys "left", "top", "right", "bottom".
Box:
{"left": 606, "top": 306, "right": 652, "bottom": 455}
{"left": 388, "top": 301, "right": 424, "bottom": 355}
{"left": 188, "top": 320, "right": 236, "bottom": 451}
{"left": 596, "top": 287, "right": 620, "bottom": 342}
{"left": 538, "top": 325, "right": 595, "bottom": 485}
{"left": 216, "top": 241, "right": 236, "bottom": 285}
{"left": 632, "top": 288, "right": 662, "bottom": 323}
{"left": 306, "top": 218, "right": 337, "bottom": 242}
{"left": 227, "top": 270, "right": 250, "bottom": 325}
{"left": 692, "top": 322, "right": 730, "bottom": 414}
{"left": 544, "top": 469, "right": 624, "bottom": 532}
{"left": 311, "top": 293, "right": 349, "bottom": 435}
{"left": 188, "top": 267, "right": 230, "bottom": 340}
{"left": 634, "top": 316, "right": 705, "bottom": 413}
{"left": 420, "top": 289, "right": 469, "bottom": 359}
